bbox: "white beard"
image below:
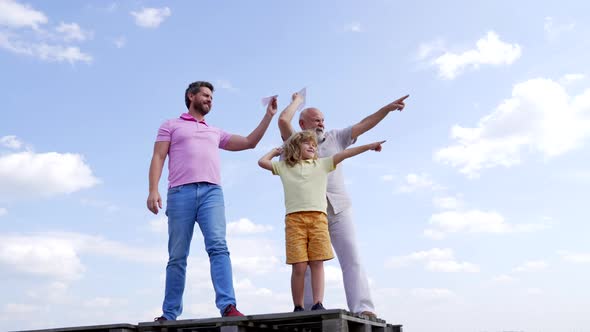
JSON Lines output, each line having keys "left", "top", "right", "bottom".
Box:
{"left": 315, "top": 128, "right": 326, "bottom": 143}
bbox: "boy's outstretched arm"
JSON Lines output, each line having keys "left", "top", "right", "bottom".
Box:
{"left": 258, "top": 147, "right": 283, "bottom": 171}
{"left": 333, "top": 140, "right": 386, "bottom": 166}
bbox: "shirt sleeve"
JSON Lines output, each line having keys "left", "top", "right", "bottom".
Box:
{"left": 334, "top": 126, "right": 357, "bottom": 150}
{"left": 218, "top": 130, "right": 233, "bottom": 149}
{"left": 271, "top": 161, "right": 282, "bottom": 175}
{"left": 320, "top": 157, "right": 336, "bottom": 173}
{"left": 156, "top": 120, "right": 172, "bottom": 142}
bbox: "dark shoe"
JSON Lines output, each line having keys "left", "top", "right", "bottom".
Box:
{"left": 311, "top": 302, "right": 325, "bottom": 311}
{"left": 294, "top": 305, "right": 304, "bottom": 312}
{"left": 223, "top": 304, "right": 244, "bottom": 317}
{"left": 154, "top": 316, "right": 167, "bottom": 322}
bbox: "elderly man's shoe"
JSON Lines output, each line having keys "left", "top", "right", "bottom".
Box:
{"left": 360, "top": 311, "right": 377, "bottom": 318}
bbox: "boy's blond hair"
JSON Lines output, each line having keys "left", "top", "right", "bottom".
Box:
{"left": 283, "top": 130, "right": 318, "bottom": 167}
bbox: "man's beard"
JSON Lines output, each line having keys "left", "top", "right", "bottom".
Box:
{"left": 195, "top": 103, "right": 210, "bottom": 116}
{"left": 314, "top": 128, "right": 325, "bottom": 143}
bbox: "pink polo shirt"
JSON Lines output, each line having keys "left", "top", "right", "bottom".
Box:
{"left": 156, "top": 113, "right": 232, "bottom": 188}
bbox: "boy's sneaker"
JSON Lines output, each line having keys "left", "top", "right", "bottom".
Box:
{"left": 222, "top": 304, "right": 244, "bottom": 317}
{"left": 293, "top": 305, "right": 304, "bottom": 312}
{"left": 311, "top": 302, "right": 326, "bottom": 311}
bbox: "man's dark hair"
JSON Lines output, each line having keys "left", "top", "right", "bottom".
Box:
{"left": 185, "top": 81, "right": 214, "bottom": 109}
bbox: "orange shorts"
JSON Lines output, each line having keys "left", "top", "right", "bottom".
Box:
{"left": 285, "top": 211, "right": 334, "bottom": 264}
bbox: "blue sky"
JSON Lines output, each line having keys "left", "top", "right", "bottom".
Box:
{"left": 1, "top": 1, "right": 589, "bottom": 331}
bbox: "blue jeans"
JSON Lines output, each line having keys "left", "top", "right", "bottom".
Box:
{"left": 162, "top": 182, "right": 236, "bottom": 319}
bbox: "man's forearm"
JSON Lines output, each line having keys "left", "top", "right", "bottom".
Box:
{"left": 258, "top": 150, "right": 277, "bottom": 171}
{"left": 245, "top": 113, "right": 274, "bottom": 148}
{"left": 278, "top": 100, "right": 302, "bottom": 141}
{"left": 148, "top": 156, "right": 165, "bottom": 192}
{"left": 351, "top": 107, "right": 389, "bottom": 139}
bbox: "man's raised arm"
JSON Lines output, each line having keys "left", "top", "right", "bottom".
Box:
{"left": 278, "top": 92, "right": 304, "bottom": 141}
{"left": 224, "top": 96, "right": 278, "bottom": 151}
{"left": 351, "top": 94, "right": 409, "bottom": 140}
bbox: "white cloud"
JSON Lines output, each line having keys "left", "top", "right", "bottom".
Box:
{"left": 0, "top": 207, "right": 6, "bottom": 216}
{"left": 131, "top": 7, "right": 171, "bottom": 28}
{"left": 386, "top": 248, "right": 478, "bottom": 273}
{"left": 216, "top": 79, "right": 238, "bottom": 92}
{"left": 512, "top": 260, "right": 548, "bottom": 273}
{"left": 559, "top": 251, "right": 590, "bottom": 264}
{"left": 344, "top": 22, "right": 362, "bottom": 32}
{"left": 398, "top": 173, "right": 441, "bottom": 192}
{"left": 417, "top": 39, "right": 445, "bottom": 60}
{"left": 433, "top": 196, "right": 462, "bottom": 210}
{"left": 492, "top": 274, "right": 517, "bottom": 283}
{"left": 325, "top": 265, "right": 343, "bottom": 283}
{"left": 427, "top": 31, "right": 521, "bottom": 79}
{"left": 544, "top": 17, "right": 575, "bottom": 41}
{"left": 1, "top": 303, "right": 39, "bottom": 315}
{"left": 386, "top": 248, "right": 453, "bottom": 268}
{"left": 227, "top": 218, "right": 273, "bottom": 235}
{"left": 425, "top": 210, "right": 548, "bottom": 239}
{"left": 0, "top": 232, "right": 165, "bottom": 281}
{"left": 226, "top": 234, "right": 283, "bottom": 275}
{"left": 80, "top": 198, "right": 119, "bottom": 213}
{"left": 55, "top": 22, "right": 92, "bottom": 42}
{"left": 381, "top": 174, "right": 394, "bottom": 181}
{"left": 426, "top": 260, "right": 479, "bottom": 273}
{"left": 231, "top": 255, "right": 281, "bottom": 275}
{"left": 82, "top": 297, "right": 127, "bottom": 308}
{"left": 34, "top": 42, "right": 92, "bottom": 63}
{"left": 560, "top": 73, "right": 585, "bottom": 85}
{"left": 113, "top": 36, "right": 126, "bottom": 48}
{"left": 0, "top": 235, "right": 85, "bottom": 280}
{"left": 411, "top": 288, "right": 455, "bottom": 300}
{"left": 435, "top": 78, "right": 590, "bottom": 177}
{"left": 0, "top": 0, "right": 47, "bottom": 29}
{"left": 234, "top": 278, "right": 274, "bottom": 297}
{"left": 26, "top": 281, "right": 69, "bottom": 302}
{"left": 0, "top": 32, "right": 93, "bottom": 63}
{"left": 526, "top": 288, "right": 543, "bottom": 295}
{"left": 0, "top": 135, "right": 23, "bottom": 149}
{"left": 0, "top": 151, "right": 100, "bottom": 198}
{"left": 0, "top": 2, "right": 92, "bottom": 64}
{"left": 186, "top": 259, "right": 218, "bottom": 289}
{"left": 148, "top": 216, "right": 168, "bottom": 234}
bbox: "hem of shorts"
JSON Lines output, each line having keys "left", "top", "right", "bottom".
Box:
{"left": 286, "top": 255, "right": 334, "bottom": 265}
{"left": 285, "top": 210, "right": 327, "bottom": 216}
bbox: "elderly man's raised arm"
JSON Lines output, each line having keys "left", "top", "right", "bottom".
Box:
{"left": 278, "top": 92, "right": 304, "bottom": 141}
{"left": 350, "top": 94, "right": 409, "bottom": 140}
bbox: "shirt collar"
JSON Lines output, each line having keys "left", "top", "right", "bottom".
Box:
{"left": 180, "top": 113, "right": 208, "bottom": 126}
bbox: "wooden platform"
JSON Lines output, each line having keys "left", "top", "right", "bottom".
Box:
{"left": 16, "top": 309, "right": 402, "bottom": 332}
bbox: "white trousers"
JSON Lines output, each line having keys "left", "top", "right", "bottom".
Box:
{"left": 303, "top": 205, "right": 375, "bottom": 313}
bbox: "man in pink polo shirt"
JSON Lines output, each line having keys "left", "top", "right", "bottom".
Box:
{"left": 147, "top": 81, "right": 277, "bottom": 321}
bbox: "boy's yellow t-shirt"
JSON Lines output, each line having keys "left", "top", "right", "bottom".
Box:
{"left": 271, "top": 157, "right": 335, "bottom": 215}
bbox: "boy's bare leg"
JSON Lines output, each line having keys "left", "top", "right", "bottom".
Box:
{"left": 309, "top": 260, "right": 324, "bottom": 304}
{"left": 291, "top": 262, "right": 308, "bottom": 306}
